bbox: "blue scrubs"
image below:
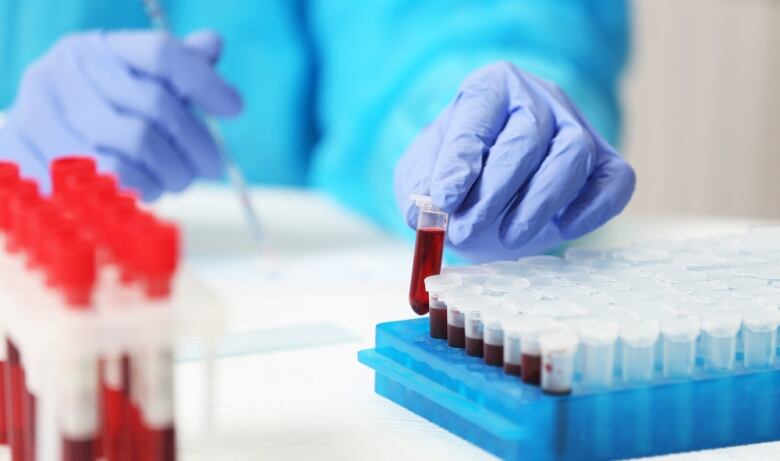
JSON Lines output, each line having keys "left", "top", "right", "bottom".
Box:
{"left": 0, "top": 0, "right": 629, "bottom": 235}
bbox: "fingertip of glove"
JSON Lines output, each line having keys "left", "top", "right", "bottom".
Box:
{"left": 183, "top": 29, "right": 223, "bottom": 64}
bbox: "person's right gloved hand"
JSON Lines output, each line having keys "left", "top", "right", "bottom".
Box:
{"left": 0, "top": 29, "right": 243, "bottom": 200}
{"left": 394, "top": 62, "right": 636, "bottom": 263}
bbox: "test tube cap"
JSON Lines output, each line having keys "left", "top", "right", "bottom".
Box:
{"left": 424, "top": 273, "right": 462, "bottom": 294}
{"left": 619, "top": 318, "right": 660, "bottom": 348}
{"left": 454, "top": 295, "right": 501, "bottom": 315}
{"left": 539, "top": 330, "right": 580, "bottom": 356}
{"left": 662, "top": 315, "right": 701, "bottom": 342}
{"left": 517, "top": 255, "right": 564, "bottom": 267}
{"left": 0, "top": 161, "right": 20, "bottom": 183}
{"left": 50, "top": 156, "right": 97, "bottom": 196}
{"left": 410, "top": 194, "right": 436, "bottom": 210}
{"left": 481, "top": 304, "right": 511, "bottom": 327}
{"left": 535, "top": 299, "right": 589, "bottom": 319}
{"left": 438, "top": 284, "right": 482, "bottom": 305}
{"left": 578, "top": 319, "right": 619, "bottom": 346}
{"left": 701, "top": 311, "right": 742, "bottom": 337}
{"left": 484, "top": 275, "right": 530, "bottom": 293}
{"left": 743, "top": 308, "right": 780, "bottom": 332}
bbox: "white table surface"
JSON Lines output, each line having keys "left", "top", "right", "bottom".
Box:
{"left": 148, "top": 184, "right": 779, "bottom": 461}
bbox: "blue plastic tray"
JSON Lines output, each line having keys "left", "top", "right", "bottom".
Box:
{"left": 358, "top": 318, "right": 780, "bottom": 460}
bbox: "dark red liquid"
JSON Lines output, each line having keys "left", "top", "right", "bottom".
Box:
{"left": 6, "top": 340, "right": 25, "bottom": 461}
{"left": 521, "top": 353, "right": 542, "bottom": 385}
{"left": 0, "top": 360, "right": 7, "bottom": 444}
{"left": 429, "top": 308, "right": 447, "bottom": 339}
{"left": 484, "top": 344, "right": 504, "bottom": 367}
{"left": 23, "top": 390, "right": 35, "bottom": 461}
{"left": 408, "top": 228, "right": 445, "bottom": 315}
{"left": 504, "top": 363, "right": 521, "bottom": 376}
{"left": 103, "top": 355, "right": 132, "bottom": 461}
{"left": 143, "top": 427, "right": 176, "bottom": 461}
{"left": 465, "top": 337, "right": 483, "bottom": 357}
{"left": 447, "top": 325, "right": 465, "bottom": 348}
{"left": 63, "top": 437, "right": 95, "bottom": 461}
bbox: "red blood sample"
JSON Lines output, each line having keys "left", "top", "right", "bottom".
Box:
{"left": 23, "top": 391, "right": 35, "bottom": 461}
{"left": 521, "top": 353, "right": 542, "bottom": 385}
{"left": 6, "top": 340, "right": 25, "bottom": 461}
{"left": 429, "top": 308, "right": 447, "bottom": 340}
{"left": 484, "top": 343, "right": 504, "bottom": 367}
{"left": 408, "top": 228, "right": 445, "bottom": 315}
{"left": 144, "top": 426, "right": 176, "bottom": 461}
{"left": 0, "top": 360, "right": 6, "bottom": 444}
{"left": 465, "top": 337, "right": 484, "bottom": 357}
{"left": 447, "top": 325, "right": 465, "bottom": 349}
{"left": 102, "top": 356, "right": 132, "bottom": 461}
{"left": 504, "top": 363, "right": 521, "bottom": 377}
{"left": 63, "top": 438, "right": 94, "bottom": 461}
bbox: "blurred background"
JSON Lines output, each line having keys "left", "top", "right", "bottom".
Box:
{"left": 623, "top": 0, "right": 780, "bottom": 219}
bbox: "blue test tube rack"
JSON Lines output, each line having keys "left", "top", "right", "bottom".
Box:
{"left": 359, "top": 318, "right": 780, "bottom": 460}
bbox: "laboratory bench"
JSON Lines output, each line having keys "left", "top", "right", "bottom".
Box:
{"left": 112, "top": 185, "right": 780, "bottom": 460}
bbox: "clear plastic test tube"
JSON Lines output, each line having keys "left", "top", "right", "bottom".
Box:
{"left": 481, "top": 305, "right": 509, "bottom": 367}
{"left": 460, "top": 297, "right": 499, "bottom": 358}
{"left": 742, "top": 309, "right": 779, "bottom": 368}
{"left": 662, "top": 316, "right": 701, "bottom": 379}
{"left": 408, "top": 195, "right": 448, "bottom": 316}
{"left": 439, "top": 285, "right": 482, "bottom": 349}
{"left": 539, "top": 331, "right": 580, "bottom": 395}
{"left": 503, "top": 316, "right": 524, "bottom": 377}
{"left": 578, "top": 319, "right": 619, "bottom": 389}
{"left": 424, "top": 273, "right": 462, "bottom": 339}
{"left": 701, "top": 311, "right": 742, "bottom": 371}
{"left": 620, "top": 319, "right": 660, "bottom": 383}
{"left": 516, "top": 317, "right": 561, "bottom": 385}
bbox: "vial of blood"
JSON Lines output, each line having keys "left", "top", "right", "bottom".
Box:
{"left": 503, "top": 317, "right": 524, "bottom": 377}
{"left": 539, "top": 331, "right": 580, "bottom": 395}
{"left": 51, "top": 233, "right": 99, "bottom": 461}
{"left": 516, "top": 317, "right": 561, "bottom": 385}
{"left": 423, "top": 274, "right": 462, "bottom": 340}
{"left": 408, "top": 195, "right": 447, "bottom": 315}
{"left": 439, "top": 285, "right": 482, "bottom": 348}
{"left": 481, "top": 305, "right": 508, "bottom": 367}
{"left": 463, "top": 303, "right": 484, "bottom": 358}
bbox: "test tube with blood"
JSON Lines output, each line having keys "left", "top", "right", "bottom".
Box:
{"left": 408, "top": 195, "right": 447, "bottom": 315}
{"left": 133, "top": 220, "right": 180, "bottom": 461}
{"left": 539, "top": 331, "right": 580, "bottom": 395}
{"left": 0, "top": 161, "right": 20, "bottom": 446}
{"left": 52, "top": 233, "right": 100, "bottom": 461}
{"left": 423, "top": 274, "right": 462, "bottom": 339}
{"left": 516, "top": 317, "right": 561, "bottom": 385}
{"left": 438, "top": 285, "right": 482, "bottom": 349}
{"left": 482, "top": 305, "right": 509, "bottom": 367}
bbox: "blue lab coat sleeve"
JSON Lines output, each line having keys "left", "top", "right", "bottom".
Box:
{"left": 307, "top": 0, "right": 630, "bottom": 238}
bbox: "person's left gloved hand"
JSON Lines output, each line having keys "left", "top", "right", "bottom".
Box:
{"left": 394, "top": 62, "right": 636, "bottom": 263}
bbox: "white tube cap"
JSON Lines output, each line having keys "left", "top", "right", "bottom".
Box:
{"left": 578, "top": 319, "right": 619, "bottom": 346}
{"left": 620, "top": 318, "right": 660, "bottom": 348}
{"left": 424, "top": 273, "right": 462, "bottom": 295}
{"left": 662, "top": 315, "right": 701, "bottom": 342}
{"left": 701, "top": 311, "right": 742, "bottom": 337}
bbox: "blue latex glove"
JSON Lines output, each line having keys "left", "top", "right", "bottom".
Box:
{"left": 394, "top": 62, "right": 636, "bottom": 263}
{"left": 0, "top": 29, "right": 242, "bottom": 200}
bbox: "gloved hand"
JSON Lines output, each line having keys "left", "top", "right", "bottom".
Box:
{"left": 394, "top": 62, "right": 636, "bottom": 263}
{"left": 0, "top": 29, "right": 242, "bottom": 200}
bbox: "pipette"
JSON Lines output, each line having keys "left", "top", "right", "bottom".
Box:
{"left": 140, "top": 0, "right": 264, "bottom": 247}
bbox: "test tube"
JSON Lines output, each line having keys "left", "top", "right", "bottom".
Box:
{"left": 424, "top": 274, "right": 462, "bottom": 339}
{"left": 408, "top": 195, "right": 448, "bottom": 315}
{"left": 439, "top": 285, "right": 482, "bottom": 349}
{"left": 539, "top": 331, "right": 580, "bottom": 395}
{"left": 459, "top": 297, "right": 496, "bottom": 358}
{"left": 516, "top": 317, "right": 561, "bottom": 385}
{"left": 483, "top": 275, "right": 530, "bottom": 297}
{"left": 482, "top": 306, "right": 509, "bottom": 367}
{"left": 662, "top": 316, "right": 701, "bottom": 379}
{"left": 701, "top": 312, "right": 742, "bottom": 372}
{"left": 742, "top": 308, "right": 779, "bottom": 368}
{"left": 503, "top": 316, "right": 524, "bottom": 376}
{"left": 578, "top": 319, "right": 619, "bottom": 389}
{"left": 620, "top": 319, "right": 660, "bottom": 384}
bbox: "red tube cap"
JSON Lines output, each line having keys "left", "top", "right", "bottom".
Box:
{"left": 51, "top": 156, "right": 97, "bottom": 198}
